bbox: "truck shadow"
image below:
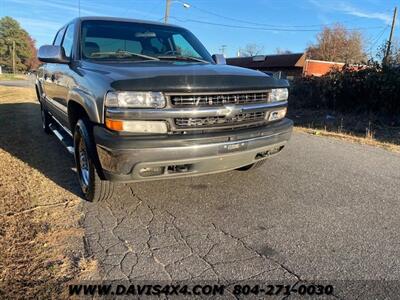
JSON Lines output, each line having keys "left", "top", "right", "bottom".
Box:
{"left": 0, "top": 101, "right": 82, "bottom": 198}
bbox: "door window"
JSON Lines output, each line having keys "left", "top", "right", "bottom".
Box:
{"left": 62, "top": 24, "right": 75, "bottom": 58}
{"left": 53, "top": 27, "right": 66, "bottom": 46}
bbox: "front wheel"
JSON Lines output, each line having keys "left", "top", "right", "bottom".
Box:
{"left": 40, "top": 103, "right": 51, "bottom": 134}
{"left": 74, "top": 119, "right": 115, "bottom": 202}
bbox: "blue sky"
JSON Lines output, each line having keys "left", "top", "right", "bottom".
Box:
{"left": 0, "top": 0, "right": 398, "bottom": 58}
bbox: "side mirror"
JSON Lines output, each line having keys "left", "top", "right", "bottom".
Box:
{"left": 38, "top": 45, "right": 69, "bottom": 64}
{"left": 212, "top": 54, "right": 226, "bottom": 65}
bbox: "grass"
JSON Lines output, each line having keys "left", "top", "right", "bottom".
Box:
{"left": 0, "top": 86, "right": 36, "bottom": 102}
{"left": 0, "top": 73, "right": 27, "bottom": 81}
{"left": 294, "top": 127, "right": 400, "bottom": 153}
{"left": 0, "top": 86, "right": 98, "bottom": 298}
{"left": 288, "top": 108, "right": 400, "bottom": 153}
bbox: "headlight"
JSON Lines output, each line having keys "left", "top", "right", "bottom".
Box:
{"left": 105, "top": 91, "right": 166, "bottom": 108}
{"left": 269, "top": 88, "right": 288, "bottom": 102}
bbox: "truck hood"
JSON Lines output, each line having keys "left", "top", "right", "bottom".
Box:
{"left": 80, "top": 61, "right": 288, "bottom": 92}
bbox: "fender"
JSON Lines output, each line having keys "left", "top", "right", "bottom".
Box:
{"left": 67, "top": 87, "right": 103, "bottom": 124}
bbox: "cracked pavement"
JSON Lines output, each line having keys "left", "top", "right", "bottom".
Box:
{"left": 81, "top": 132, "right": 400, "bottom": 294}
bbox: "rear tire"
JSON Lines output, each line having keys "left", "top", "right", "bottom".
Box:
{"left": 236, "top": 159, "right": 266, "bottom": 171}
{"left": 40, "top": 103, "right": 51, "bottom": 134}
{"left": 74, "top": 118, "right": 115, "bottom": 202}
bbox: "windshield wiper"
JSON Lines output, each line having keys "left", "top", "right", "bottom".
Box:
{"left": 157, "top": 55, "right": 209, "bottom": 63}
{"left": 90, "top": 51, "right": 160, "bottom": 61}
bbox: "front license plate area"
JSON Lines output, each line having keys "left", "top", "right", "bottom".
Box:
{"left": 219, "top": 141, "right": 248, "bottom": 154}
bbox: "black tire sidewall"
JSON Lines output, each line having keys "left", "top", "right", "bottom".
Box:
{"left": 40, "top": 103, "right": 51, "bottom": 134}
{"left": 74, "top": 119, "right": 97, "bottom": 201}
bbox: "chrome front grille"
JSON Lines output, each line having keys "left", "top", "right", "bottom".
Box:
{"left": 175, "top": 111, "right": 266, "bottom": 129}
{"left": 170, "top": 91, "right": 269, "bottom": 107}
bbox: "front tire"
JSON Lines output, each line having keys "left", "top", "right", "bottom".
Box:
{"left": 40, "top": 103, "right": 51, "bottom": 134}
{"left": 74, "top": 119, "right": 115, "bottom": 202}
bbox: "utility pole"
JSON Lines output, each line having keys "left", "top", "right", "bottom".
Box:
{"left": 164, "top": 0, "right": 171, "bottom": 23}
{"left": 384, "top": 6, "right": 397, "bottom": 65}
{"left": 219, "top": 45, "right": 227, "bottom": 56}
{"left": 12, "top": 40, "right": 16, "bottom": 74}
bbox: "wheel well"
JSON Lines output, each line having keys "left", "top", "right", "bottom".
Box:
{"left": 69, "top": 101, "right": 106, "bottom": 180}
{"left": 68, "top": 101, "right": 89, "bottom": 133}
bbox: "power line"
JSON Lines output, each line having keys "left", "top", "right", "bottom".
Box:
{"left": 170, "top": 17, "right": 386, "bottom": 32}
{"left": 366, "top": 26, "right": 390, "bottom": 54}
{"left": 188, "top": 3, "right": 361, "bottom": 28}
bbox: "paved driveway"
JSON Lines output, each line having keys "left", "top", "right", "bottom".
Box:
{"left": 5, "top": 98, "right": 399, "bottom": 297}
{"left": 82, "top": 132, "right": 400, "bottom": 296}
{"left": 0, "top": 75, "right": 35, "bottom": 87}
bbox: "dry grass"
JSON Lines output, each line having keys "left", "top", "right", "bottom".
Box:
{"left": 0, "top": 87, "right": 99, "bottom": 298}
{"left": 0, "top": 86, "right": 36, "bottom": 102}
{"left": 0, "top": 73, "right": 27, "bottom": 81}
{"left": 289, "top": 108, "right": 400, "bottom": 153}
{"left": 0, "top": 148, "right": 83, "bottom": 298}
{"left": 295, "top": 127, "right": 400, "bottom": 153}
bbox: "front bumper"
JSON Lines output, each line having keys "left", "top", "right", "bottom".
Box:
{"left": 94, "top": 118, "right": 293, "bottom": 182}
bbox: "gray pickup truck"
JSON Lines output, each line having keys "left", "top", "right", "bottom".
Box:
{"left": 36, "top": 16, "right": 293, "bottom": 202}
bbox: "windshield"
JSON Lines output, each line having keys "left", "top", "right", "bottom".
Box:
{"left": 81, "top": 20, "right": 213, "bottom": 63}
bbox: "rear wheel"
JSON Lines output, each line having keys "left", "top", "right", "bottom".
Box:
{"left": 236, "top": 159, "right": 267, "bottom": 171}
{"left": 40, "top": 103, "right": 51, "bottom": 134}
{"left": 74, "top": 118, "right": 115, "bottom": 202}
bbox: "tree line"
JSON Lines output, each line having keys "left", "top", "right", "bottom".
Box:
{"left": 0, "top": 16, "right": 398, "bottom": 72}
{"left": 239, "top": 24, "right": 399, "bottom": 66}
{"left": 0, "top": 16, "right": 40, "bottom": 73}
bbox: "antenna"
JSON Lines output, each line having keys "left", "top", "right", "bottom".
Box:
{"left": 78, "top": 0, "right": 81, "bottom": 17}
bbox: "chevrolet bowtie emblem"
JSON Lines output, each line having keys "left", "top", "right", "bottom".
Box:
{"left": 223, "top": 105, "right": 242, "bottom": 117}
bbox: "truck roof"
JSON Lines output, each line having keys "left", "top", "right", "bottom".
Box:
{"left": 74, "top": 16, "right": 184, "bottom": 29}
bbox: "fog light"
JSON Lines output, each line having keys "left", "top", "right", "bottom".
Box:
{"left": 106, "top": 119, "right": 168, "bottom": 134}
{"left": 267, "top": 108, "right": 287, "bottom": 121}
{"left": 139, "top": 166, "right": 164, "bottom": 177}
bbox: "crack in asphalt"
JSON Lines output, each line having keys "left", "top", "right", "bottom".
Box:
{"left": 210, "top": 222, "right": 302, "bottom": 281}
{"left": 81, "top": 185, "right": 300, "bottom": 285}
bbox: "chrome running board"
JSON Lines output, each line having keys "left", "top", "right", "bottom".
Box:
{"left": 49, "top": 122, "right": 74, "bottom": 155}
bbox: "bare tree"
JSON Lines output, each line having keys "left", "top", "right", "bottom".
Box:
{"left": 376, "top": 39, "right": 400, "bottom": 65}
{"left": 240, "top": 43, "right": 264, "bottom": 57}
{"left": 306, "top": 24, "right": 367, "bottom": 64}
{"left": 275, "top": 48, "right": 293, "bottom": 54}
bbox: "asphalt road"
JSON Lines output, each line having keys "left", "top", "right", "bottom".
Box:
{"left": 0, "top": 76, "right": 35, "bottom": 87}
{"left": 81, "top": 132, "right": 400, "bottom": 297}
{"left": 6, "top": 98, "right": 399, "bottom": 298}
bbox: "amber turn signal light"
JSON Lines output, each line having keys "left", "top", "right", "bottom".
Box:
{"left": 105, "top": 119, "right": 124, "bottom": 131}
